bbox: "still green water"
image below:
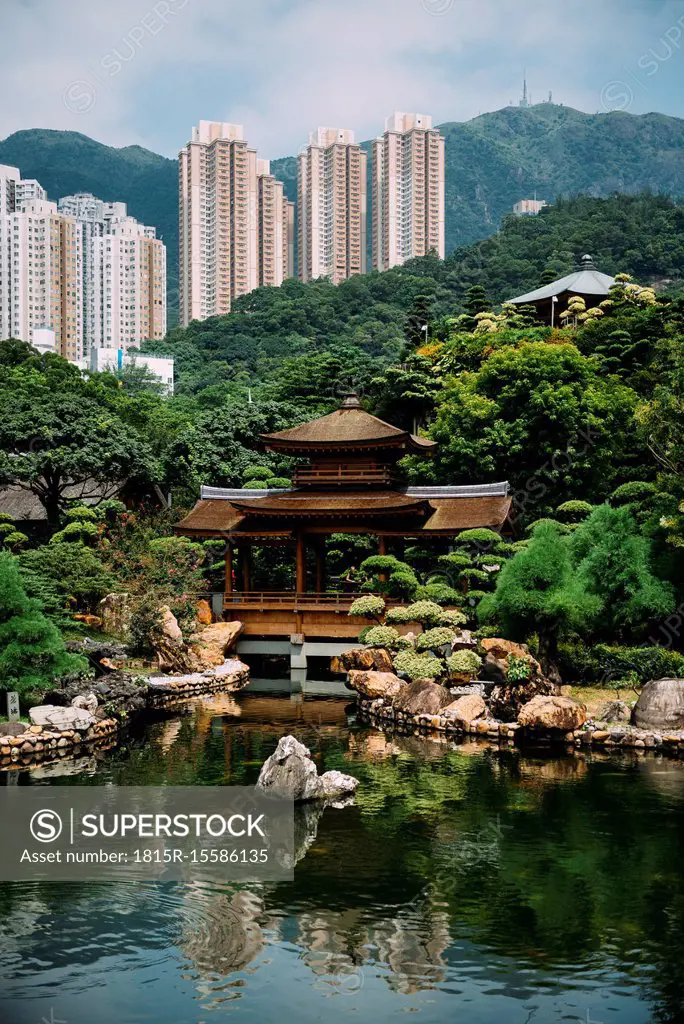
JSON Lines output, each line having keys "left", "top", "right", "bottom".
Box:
{"left": 1, "top": 691, "right": 684, "bottom": 1024}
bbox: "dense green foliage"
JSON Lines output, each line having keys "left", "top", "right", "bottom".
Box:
{"left": 0, "top": 552, "right": 86, "bottom": 695}
{"left": 1, "top": 190, "right": 684, "bottom": 684}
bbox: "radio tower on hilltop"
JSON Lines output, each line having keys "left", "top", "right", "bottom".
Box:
{"left": 519, "top": 74, "right": 530, "bottom": 108}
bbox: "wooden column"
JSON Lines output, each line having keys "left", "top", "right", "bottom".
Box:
{"left": 296, "top": 533, "right": 306, "bottom": 594}
{"left": 378, "top": 534, "right": 388, "bottom": 583}
{"left": 315, "top": 539, "right": 326, "bottom": 594}
{"left": 241, "top": 545, "right": 251, "bottom": 593}
{"left": 225, "top": 546, "right": 233, "bottom": 594}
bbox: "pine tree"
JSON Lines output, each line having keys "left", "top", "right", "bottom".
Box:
{"left": 0, "top": 552, "right": 86, "bottom": 696}
{"left": 403, "top": 295, "right": 433, "bottom": 352}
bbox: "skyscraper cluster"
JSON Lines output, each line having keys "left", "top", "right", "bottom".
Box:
{"left": 179, "top": 112, "right": 445, "bottom": 325}
{"left": 0, "top": 165, "right": 166, "bottom": 362}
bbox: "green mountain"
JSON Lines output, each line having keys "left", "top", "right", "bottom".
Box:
{"left": 4, "top": 104, "right": 684, "bottom": 322}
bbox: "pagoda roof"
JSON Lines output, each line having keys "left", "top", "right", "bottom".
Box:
{"left": 227, "top": 490, "right": 430, "bottom": 517}
{"left": 261, "top": 395, "right": 436, "bottom": 454}
{"left": 508, "top": 255, "right": 614, "bottom": 305}
{"left": 175, "top": 481, "right": 511, "bottom": 536}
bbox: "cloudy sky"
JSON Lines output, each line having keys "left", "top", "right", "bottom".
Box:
{"left": 3, "top": 0, "right": 684, "bottom": 160}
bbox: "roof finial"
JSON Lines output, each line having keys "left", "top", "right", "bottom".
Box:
{"left": 340, "top": 392, "right": 362, "bottom": 409}
{"left": 581, "top": 253, "right": 595, "bottom": 268}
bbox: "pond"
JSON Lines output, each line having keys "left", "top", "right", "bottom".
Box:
{"left": 1, "top": 689, "right": 684, "bottom": 1024}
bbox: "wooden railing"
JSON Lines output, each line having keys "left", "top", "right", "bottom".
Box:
{"left": 222, "top": 591, "right": 401, "bottom": 611}
{"left": 293, "top": 464, "right": 395, "bottom": 487}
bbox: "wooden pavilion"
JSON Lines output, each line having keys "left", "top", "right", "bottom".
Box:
{"left": 175, "top": 395, "right": 511, "bottom": 666}
{"left": 508, "top": 254, "right": 615, "bottom": 324}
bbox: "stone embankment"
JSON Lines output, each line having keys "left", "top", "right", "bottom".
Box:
{"left": 0, "top": 616, "right": 248, "bottom": 771}
{"left": 339, "top": 644, "right": 684, "bottom": 757}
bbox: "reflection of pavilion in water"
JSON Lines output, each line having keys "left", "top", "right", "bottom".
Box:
{"left": 178, "top": 881, "right": 452, "bottom": 999}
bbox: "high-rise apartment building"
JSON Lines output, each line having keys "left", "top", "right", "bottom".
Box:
{"left": 178, "top": 121, "right": 292, "bottom": 326}
{"left": 371, "top": 113, "right": 445, "bottom": 272}
{"left": 256, "top": 159, "right": 295, "bottom": 289}
{"left": 0, "top": 189, "right": 83, "bottom": 360}
{"left": 59, "top": 193, "right": 166, "bottom": 355}
{"left": 297, "top": 128, "right": 367, "bottom": 284}
{"left": 0, "top": 168, "right": 166, "bottom": 363}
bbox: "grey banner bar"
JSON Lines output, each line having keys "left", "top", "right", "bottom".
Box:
{"left": 0, "top": 786, "right": 294, "bottom": 881}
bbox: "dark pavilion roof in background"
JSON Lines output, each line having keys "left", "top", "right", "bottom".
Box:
{"left": 508, "top": 255, "right": 615, "bottom": 306}
{"left": 261, "top": 394, "right": 436, "bottom": 454}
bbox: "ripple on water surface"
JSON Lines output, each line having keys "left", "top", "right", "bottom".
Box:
{"left": 1, "top": 692, "right": 682, "bottom": 1024}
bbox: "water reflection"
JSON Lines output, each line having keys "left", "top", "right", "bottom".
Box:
{"left": 1, "top": 691, "right": 684, "bottom": 1023}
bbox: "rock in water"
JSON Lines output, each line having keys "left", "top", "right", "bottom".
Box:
{"left": 518, "top": 695, "right": 587, "bottom": 731}
{"left": 489, "top": 679, "right": 555, "bottom": 722}
{"left": 256, "top": 735, "right": 359, "bottom": 802}
{"left": 632, "top": 678, "right": 684, "bottom": 730}
{"left": 346, "top": 670, "right": 404, "bottom": 699}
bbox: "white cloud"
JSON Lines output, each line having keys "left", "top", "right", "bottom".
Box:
{"left": 0, "top": 0, "right": 679, "bottom": 158}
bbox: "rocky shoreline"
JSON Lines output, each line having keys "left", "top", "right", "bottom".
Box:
{"left": 0, "top": 616, "right": 249, "bottom": 772}
{"left": 336, "top": 637, "right": 684, "bottom": 758}
{"left": 355, "top": 695, "right": 684, "bottom": 756}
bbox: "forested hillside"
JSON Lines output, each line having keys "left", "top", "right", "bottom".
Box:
{"left": 5, "top": 103, "right": 684, "bottom": 319}
{"left": 146, "top": 193, "right": 684, "bottom": 396}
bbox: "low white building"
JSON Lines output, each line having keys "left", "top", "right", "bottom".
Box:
{"left": 90, "top": 347, "right": 174, "bottom": 393}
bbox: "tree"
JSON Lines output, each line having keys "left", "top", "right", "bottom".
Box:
{"left": 570, "top": 505, "right": 674, "bottom": 641}
{"left": 0, "top": 552, "right": 86, "bottom": 696}
{"left": 479, "top": 522, "right": 600, "bottom": 680}
{"left": 425, "top": 341, "right": 644, "bottom": 522}
{"left": 403, "top": 294, "right": 433, "bottom": 352}
{"left": 0, "top": 347, "right": 158, "bottom": 526}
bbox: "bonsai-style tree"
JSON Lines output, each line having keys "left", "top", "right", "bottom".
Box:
{"left": 0, "top": 552, "right": 87, "bottom": 696}
{"left": 478, "top": 522, "right": 599, "bottom": 682}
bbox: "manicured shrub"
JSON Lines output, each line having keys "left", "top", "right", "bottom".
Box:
{"left": 349, "top": 595, "right": 385, "bottom": 620}
{"left": 362, "top": 625, "right": 409, "bottom": 650}
{"left": 266, "top": 477, "right": 292, "bottom": 489}
{"left": 242, "top": 466, "right": 273, "bottom": 481}
{"left": 243, "top": 479, "right": 269, "bottom": 489}
{"left": 415, "top": 627, "right": 456, "bottom": 652}
{"left": 439, "top": 608, "right": 467, "bottom": 627}
{"left": 402, "top": 600, "right": 446, "bottom": 627}
{"left": 446, "top": 650, "right": 482, "bottom": 675}
{"left": 556, "top": 500, "right": 595, "bottom": 522}
{"left": 393, "top": 649, "right": 444, "bottom": 680}
{"left": 417, "top": 580, "right": 463, "bottom": 605}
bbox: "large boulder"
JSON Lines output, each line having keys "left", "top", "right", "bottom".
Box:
{"left": 29, "top": 705, "right": 96, "bottom": 733}
{"left": 480, "top": 637, "right": 544, "bottom": 685}
{"left": 394, "top": 680, "right": 453, "bottom": 716}
{"left": 347, "top": 670, "right": 404, "bottom": 700}
{"left": 98, "top": 593, "right": 132, "bottom": 636}
{"left": 152, "top": 606, "right": 196, "bottom": 673}
{"left": 0, "top": 722, "right": 28, "bottom": 737}
{"left": 256, "top": 735, "right": 359, "bottom": 802}
{"left": 632, "top": 678, "right": 684, "bottom": 731}
{"left": 189, "top": 620, "right": 243, "bottom": 669}
{"left": 442, "top": 694, "right": 486, "bottom": 727}
{"left": 331, "top": 647, "right": 394, "bottom": 674}
{"left": 196, "top": 599, "right": 213, "bottom": 626}
{"left": 489, "top": 679, "right": 555, "bottom": 722}
{"left": 593, "top": 699, "right": 632, "bottom": 724}
{"left": 518, "top": 695, "right": 587, "bottom": 731}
